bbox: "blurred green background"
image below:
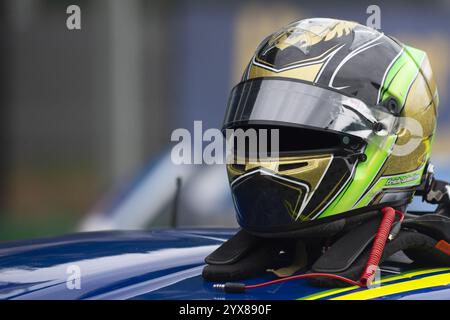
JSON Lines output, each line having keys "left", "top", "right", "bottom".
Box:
{"left": 1, "top": 0, "right": 449, "bottom": 241}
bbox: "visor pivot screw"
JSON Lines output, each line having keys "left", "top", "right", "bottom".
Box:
{"left": 384, "top": 96, "right": 399, "bottom": 115}
{"left": 358, "top": 153, "right": 368, "bottom": 162}
{"left": 350, "top": 153, "right": 367, "bottom": 163}
{"left": 373, "top": 122, "right": 384, "bottom": 133}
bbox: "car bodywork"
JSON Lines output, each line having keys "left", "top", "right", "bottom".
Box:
{"left": 0, "top": 229, "right": 449, "bottom": 300}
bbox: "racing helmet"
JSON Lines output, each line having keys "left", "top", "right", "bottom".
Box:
{"left": 223, "top": 18, "right": 439, "bottom": 236}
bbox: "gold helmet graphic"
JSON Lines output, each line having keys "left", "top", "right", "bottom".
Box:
{"left": 223, "top": 18, "right": 439, "bottom": 235}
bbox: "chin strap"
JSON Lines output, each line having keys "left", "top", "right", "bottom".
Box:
{"left": 214, "top": 207, "right": 405, "bottom": 293}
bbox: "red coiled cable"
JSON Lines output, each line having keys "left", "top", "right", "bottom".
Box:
{"left": 215, "top": 207, "right": 405, "bottom": 293}
{"left": 360, "top": 207, "right": 398, "bottom": 286}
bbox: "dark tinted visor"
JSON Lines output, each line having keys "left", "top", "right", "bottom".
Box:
{"left": 223, "top": 78, "right": 397, "bottom": 141}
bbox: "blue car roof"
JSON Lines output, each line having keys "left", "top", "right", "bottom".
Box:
{"left": 0, "top": 229, "right": 449, "bottom": 300}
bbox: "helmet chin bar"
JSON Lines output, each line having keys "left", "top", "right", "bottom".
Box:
{"left": 228, "top": 151, "right": 363, "bottom": 229}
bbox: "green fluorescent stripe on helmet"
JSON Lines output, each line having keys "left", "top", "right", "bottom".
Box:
{"left": 380, "top": 45, "right": 426, "bottom": 107}
{"left": 318, "top": 136, "right": 396, "bottom": 219}
{"left": 355, "top": 165, "right": 425, "bottom": 208}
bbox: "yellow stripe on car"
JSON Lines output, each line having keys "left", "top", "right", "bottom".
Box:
{"left": 300, "top": 268, "right": 450, "bottom": 300}
{"left": 332, "top": 271, "right": 450, "bottom": 300}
